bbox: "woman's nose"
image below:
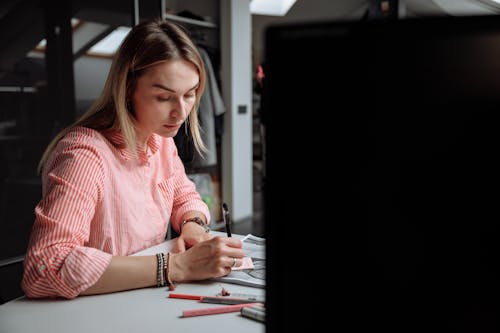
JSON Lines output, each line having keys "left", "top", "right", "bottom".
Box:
{"left": 171, "top": 97, "right": 187, "bottom": 118}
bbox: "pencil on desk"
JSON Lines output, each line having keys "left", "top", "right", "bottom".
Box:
{"left": 182, "top": 302, "right": 262, "bottom": 318}
{"left": 168, "top": 293, "right": 203, "bottom": 300}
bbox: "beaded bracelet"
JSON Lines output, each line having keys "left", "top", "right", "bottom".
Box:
{"left": 156, "top": 253, "right": 166, "bottom": 287}
{"left": 165, "top": 252, "right": 176, "bottom": 291}
{"left": 156, "top": 252, "right": 176, "bottom": 289}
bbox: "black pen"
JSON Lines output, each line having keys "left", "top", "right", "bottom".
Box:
{"left": 222, "top": 203, "right": 232, "bottom": 237}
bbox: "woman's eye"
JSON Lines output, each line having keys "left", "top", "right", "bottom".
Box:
{"left": 157, "top": 96, "right": 171, "bottom": 102}
{"left": 185, "top": 93, "right": 196, "bottom": 100}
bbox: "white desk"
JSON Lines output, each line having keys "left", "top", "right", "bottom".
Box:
{"left": 0, "top": 233, "right": 265, "bottom": 333}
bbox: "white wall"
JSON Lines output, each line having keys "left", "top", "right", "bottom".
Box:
{"left": 221, "top": 0, "right": 253, "bottom": 222}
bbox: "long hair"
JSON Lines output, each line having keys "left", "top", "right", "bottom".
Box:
{"left": 38, "top": 18, "right": 207, "bottom": 173}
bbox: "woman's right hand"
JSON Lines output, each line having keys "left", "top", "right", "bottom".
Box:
{"left": 168, "top": 236, "right": 245, "bottom": 282}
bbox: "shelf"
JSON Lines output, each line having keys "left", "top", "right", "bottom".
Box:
{"left": 164, "top": 13, "right": 217, "bottom": 29}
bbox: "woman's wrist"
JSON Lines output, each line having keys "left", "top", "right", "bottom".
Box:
{"left": 180, "top": 216, "right": 209, "bottom": 234}
{"left": 167, "top": 252, "right": 183, "bottom": 283}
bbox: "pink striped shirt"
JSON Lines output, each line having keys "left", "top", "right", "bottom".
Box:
{"left": 21, "top": 127, "right": 210, "bottom": 299}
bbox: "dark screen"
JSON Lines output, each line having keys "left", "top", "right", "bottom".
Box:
{"left": 263, "top": 15, "right": 500, "bottom": 332}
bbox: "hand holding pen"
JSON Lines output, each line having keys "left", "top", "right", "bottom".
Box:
{"left": 167, "top": 203, "right": 244, "bottom": 285}
{"left": 222, "top": 203, "right": 250, "bottom": 270}
{"left": 168, "top": 236, "right": 244, "bottom": 282}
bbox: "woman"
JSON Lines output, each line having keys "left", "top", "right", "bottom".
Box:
{"left": 21, "top": 19, "right": 244, "bottom": 299}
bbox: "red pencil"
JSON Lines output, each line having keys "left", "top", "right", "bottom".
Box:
{"left": 182, "top": 302, "right": 263, "bottom": 318}
{"left": 168, "top": 293, "right": 203, "bottom": 300}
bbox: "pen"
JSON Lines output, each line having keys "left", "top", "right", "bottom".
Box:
{"left": 200, "top": 296, "right": 262, "bottom": 305}
{"left": 218, "top": 292, "right": 265, "bottom": 302}
{"left": 182, "top": 302, "right": 262, "bottom": 318}
{"left": 169, "top": 293, "right": 262, "bottom": 304}
{"left": 222, "top": 202, "right": 232, "bottom": 237}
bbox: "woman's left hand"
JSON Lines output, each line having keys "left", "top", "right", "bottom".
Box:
{"left": 171, "top": 222, "right": 213, "bottom": 253}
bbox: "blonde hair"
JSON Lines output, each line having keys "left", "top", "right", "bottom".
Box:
{"left": 38, "top": 18, "right": 206, "bottom": 173}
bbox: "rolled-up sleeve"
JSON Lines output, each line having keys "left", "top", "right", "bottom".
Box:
{"left": 21, "top": 138, "right": 112, "bottom": 299}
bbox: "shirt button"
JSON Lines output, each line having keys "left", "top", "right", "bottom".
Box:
{"left": 39, "top": 264, "right": 46, "bottom": 272}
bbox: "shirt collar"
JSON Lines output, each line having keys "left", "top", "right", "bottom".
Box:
{"left": 106, "top": 131, "right": 160, "bottom": 163}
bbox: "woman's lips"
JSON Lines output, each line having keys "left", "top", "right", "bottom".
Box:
{"left": 164, "top": 124, "right": 181, "bottom": 130}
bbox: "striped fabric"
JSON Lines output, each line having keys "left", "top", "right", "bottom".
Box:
{"left": 21, "top": 127, "right": 210, "bottom": 299}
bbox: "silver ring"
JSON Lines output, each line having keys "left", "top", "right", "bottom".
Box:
{"left": 231, "top": 257, "right": 237, "bottom": 267}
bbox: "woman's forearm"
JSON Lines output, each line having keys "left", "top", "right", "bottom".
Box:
{"left": 81, "top": 255, "right": 157, "bottom": 295}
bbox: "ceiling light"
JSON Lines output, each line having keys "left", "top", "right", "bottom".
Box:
{"left": 250, "top": 0, "right": 297, "bottom": 16}
{"left": 88, "top": 26, "right": 131, "bottom": 55}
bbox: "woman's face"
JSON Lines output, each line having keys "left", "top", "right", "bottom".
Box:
{"left": 131, "top": 59, "right": 199, "bottom": 143}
